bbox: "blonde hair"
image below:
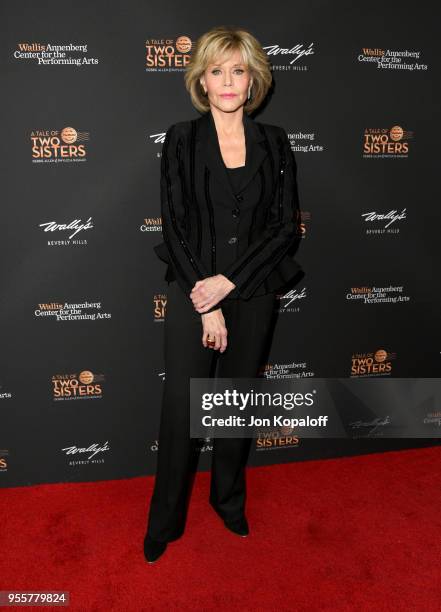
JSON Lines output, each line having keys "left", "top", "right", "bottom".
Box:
{"left": 184, "top": 25, "right": 273, "bottom": 115}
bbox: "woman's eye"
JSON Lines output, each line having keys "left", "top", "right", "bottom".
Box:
{"left": 211, "top": 68, "right": 244, "bottom": 75}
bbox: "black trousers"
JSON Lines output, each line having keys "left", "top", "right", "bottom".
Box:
{"left": 146, "top": 280, "right": 277, "bottom": 542}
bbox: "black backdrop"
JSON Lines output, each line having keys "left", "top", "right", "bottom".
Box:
{"left": 1, "top": 1, "right": 440, "bottom": 487}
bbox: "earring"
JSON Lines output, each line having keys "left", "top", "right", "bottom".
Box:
{"left": 247, "top": 86, "right": 252, "bottom": 100}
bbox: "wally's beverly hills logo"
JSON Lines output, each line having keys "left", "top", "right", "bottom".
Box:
{"left": 361, "top": 208, "right": 407, "bottom": 235}
{"left": 149, "top": 131, "right": 167, "bottom": 147}
{"left": 145, "top": 36, "right": 193, "bottom": 71}
{"left": 363, "top": 126, "right": 413, "bottom": 158}
{"left": 262, "top": 41, "right": 314, "bottom": 70}
{"left": 39, "top": 216, "right": 94, "bottom": 245}
{"left": 61, "top": 441, "right": 109, "bottom": 466}
{"left": 277, "top": 286, "right": 307, "bottom": 311}
{"left": 31, "top": 127, "right": 90, "bottom": 163}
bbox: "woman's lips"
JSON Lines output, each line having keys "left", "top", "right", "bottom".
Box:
{"left": 220, "top": 94, "right": 237, "bottom": 98}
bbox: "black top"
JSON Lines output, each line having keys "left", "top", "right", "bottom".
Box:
{"left": 226, "top": 164, "right": 246, "bottom": 195}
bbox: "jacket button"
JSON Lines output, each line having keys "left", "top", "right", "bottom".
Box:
{"left": 232, "top": 207, "right": 240, "bottom": 217}
{"left": 228, "top": 236, "right": 237, "bottom": 244}
{"left": 235, "top": 194, "right": 244, "bottom": 202}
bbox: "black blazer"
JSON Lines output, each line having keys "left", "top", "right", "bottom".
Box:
{"left": 153, "top": 109, "right": 303, "bottom": 310}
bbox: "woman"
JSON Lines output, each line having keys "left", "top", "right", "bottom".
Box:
{"left": 144, "top": 25, "right": 303, "bottom": 563}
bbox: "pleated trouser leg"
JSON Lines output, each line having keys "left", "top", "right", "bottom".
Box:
{"left": 146, "top": 280, "right": 276, "bottom": 542}
{"left": 209, "top": 292, "right": 276, "bottom": 522}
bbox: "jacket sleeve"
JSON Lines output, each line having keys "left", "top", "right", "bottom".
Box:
{"left": 160, "top": 123, "right": 212, "bottom": 292}
{"left": 221, "top": 127, "right": 302, "bottom": 300}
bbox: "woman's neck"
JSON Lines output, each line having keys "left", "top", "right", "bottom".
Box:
{"left": 209, "top": 106, "right": 245, "bottom": 139}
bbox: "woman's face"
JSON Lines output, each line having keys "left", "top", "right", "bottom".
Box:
{"left": 200, "top": 49, "right": 252, "bottom": 113}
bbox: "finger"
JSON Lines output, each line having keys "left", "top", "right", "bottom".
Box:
{"left": 191, "top": 291, "right": 202, "bottom": 302}
{"left": 193, "top": 298, "right": 207, "bottom": 311}
{"left": 191, "top": 283, "right": 205, "bottom": 296}
{"left": 204, "top": 331, "right": 215, "bottom": 350}
{"left": 220, "top": 333, "right": 228, "bottom": 353}
{"left": 192, "top": 292, "right": 208, "bottom": 307}
{"left": 202, "top": 331, "right": 212, "bottom": 349}
{"left": 197, "top": 302, "right": 215, "bottom": 313}
{"left": 194, "top": 299, "right": 205, "bottom": 311}
{"left": 207, "top": 334, "right": 216, "bottom": 350}
{"left": 195, "top": 295, "right": 216, "bottom": 311}
{"left": 214, "top": 334, "right": 221, "bottom": 351}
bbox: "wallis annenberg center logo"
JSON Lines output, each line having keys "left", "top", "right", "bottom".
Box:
{"left": 190, "top": 378, "right": 441, "bottom": 440}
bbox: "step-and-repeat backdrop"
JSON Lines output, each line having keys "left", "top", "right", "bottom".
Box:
{"left": 1, "top": 1, "right": 439, "bottom": 487}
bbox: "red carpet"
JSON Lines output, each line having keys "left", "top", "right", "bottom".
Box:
{"left": 1, "top": 447, "right": 440, "bottom": 611}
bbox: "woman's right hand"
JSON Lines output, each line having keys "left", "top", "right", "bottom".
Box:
{"left": 201, "top": 309, "right": 228, "bottom": 353}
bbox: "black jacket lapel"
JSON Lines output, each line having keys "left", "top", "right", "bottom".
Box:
{"left": 194, "top": 109, "right": 268, "bottom": 201}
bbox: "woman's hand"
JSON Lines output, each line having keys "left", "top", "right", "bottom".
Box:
{"left": 190, "top": 274, "right": 236, "bottom": 313}
{"left": 201, "top": 309, "right": 228, "bottom": 352}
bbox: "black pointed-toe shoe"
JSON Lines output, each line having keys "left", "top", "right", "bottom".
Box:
{"left": 224, "top": 515, "right": 249, "bottom": 537}
{"left": 144, "top": 534, "right": 168, "bottom": 563}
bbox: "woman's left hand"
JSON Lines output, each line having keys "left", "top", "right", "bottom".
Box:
{"left": 190, "top": 274, "right": 235, "bottom": 313}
